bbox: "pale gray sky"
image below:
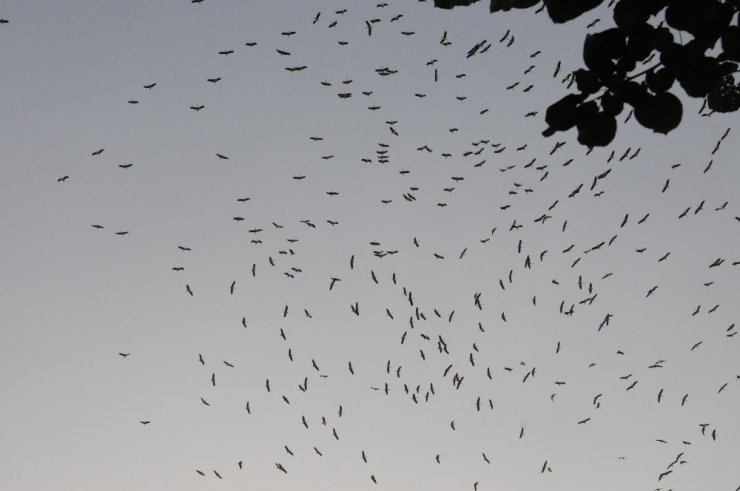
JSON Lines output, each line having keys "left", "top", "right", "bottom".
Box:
{"left": 1, "top": 1, "right": 739, "bottom": 491}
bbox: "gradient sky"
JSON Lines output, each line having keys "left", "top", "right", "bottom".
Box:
{"left": 1, "top": 1, "right": 739, "bottom": 490}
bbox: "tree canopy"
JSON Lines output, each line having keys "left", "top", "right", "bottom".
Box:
{"left": 432, "top": 0, "right": 740, "bottom": 147}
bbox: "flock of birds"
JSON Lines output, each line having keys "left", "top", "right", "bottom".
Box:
{"left": 10, "top": 0, "right": 738, "bottom": 489}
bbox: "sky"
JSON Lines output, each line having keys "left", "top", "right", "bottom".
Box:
{"left": 1, "top": 1, "right": 739, "bottom": 490}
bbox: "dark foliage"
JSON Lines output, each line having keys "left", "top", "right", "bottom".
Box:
{"left": 432, "top": 0, "right": 739, "bottom": 146}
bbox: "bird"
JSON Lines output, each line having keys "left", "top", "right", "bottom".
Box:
{"left": 553, "top": 61, "right": 561, "bottom": 77}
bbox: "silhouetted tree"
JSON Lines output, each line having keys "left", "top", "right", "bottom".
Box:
{"left": 432, "top": 0, "right": 740, "bottom": 146}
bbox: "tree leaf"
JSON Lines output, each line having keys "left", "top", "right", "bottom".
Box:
{"left": 707, "top": 75, "right": 740, "bottom": 112}
{"left": 625, "top": 23, "right": 655, "bottom": 61}
{"left": 719, "top": 26, "right": 740, "bottom": 62}
{"left": 633, "top": 91, "right": 682, "bottom": 133}
{"left": 490, "top": 0, "right": 540, "bottom": 12}
{"left": 542, "top": 93, "right": 587, "bottom": 136}
{"left": 650, "top": 92, "right": 683, "bottom": 133}
{"left": 574, "top": 69, "right": 601, "bottom": 94}
{"left": 652, "top": 27, "right": 675, "bottom": 54}
{"left": 601, "top": 90, "right": 625, "bottom": 116}
{"left": 669, "top": 43, "right": 724, "bottom": 97}
{"left": 666, "top": 0, "right": 733, "bottom": 48}
{"left": 613, "top": 0, "right": 654, "bottom": 33}
{"left": 575, "top": 104, "right": 617, "bottom": 146}
{"left": 665, "top": 0, "right": 705, "bottom": 32}
{"left": 583, "top": 28, "right": 626, "bottom": 81}
{"left": 434, "top": 0, "right": 481, "bottom": 9}
{"left": 545, "top": 0, "right": 603, "bottom": 24}
{"left": 621, "top": 80, "right": 650, "bottom": 108}
{"left": 645, "top": 67, "right": 675, "bottom": 93}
